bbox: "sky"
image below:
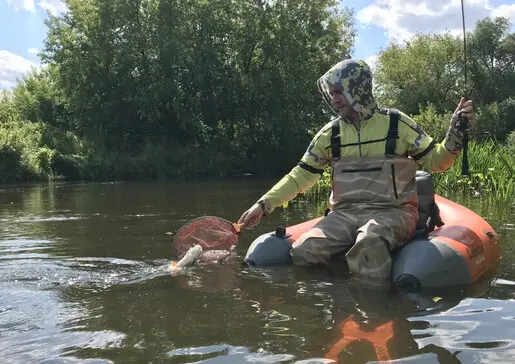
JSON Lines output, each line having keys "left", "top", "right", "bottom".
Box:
{"left": 1, "top": 0, "right": 515, "bottom": 90}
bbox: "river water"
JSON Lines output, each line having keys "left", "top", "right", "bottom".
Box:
{"left": 0, "top": 179, "right": 513, "bottom": 363}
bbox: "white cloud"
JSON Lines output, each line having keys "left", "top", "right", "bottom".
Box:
{"left": 491, "top": 4, "right": 515, "bottom": 20}
{"left": 365, "top": 55, "right": 378, "bottom": 72}
{"left": 6, "top": 0, "right": 36, "bottom": 12}
{"left": 28, "top": 48, "right": 38, "bottom": 54}
{"left": 37, "top": 0, "right": 67, "bottom": 15}
{"left": 358, "top": 0, "right": 515, "bottom": 44}
{"left": 5, "top": 0, "right": 67, "bottom": 15}
{"left": 0, "top": 50, "right": 38, "bottom": 89}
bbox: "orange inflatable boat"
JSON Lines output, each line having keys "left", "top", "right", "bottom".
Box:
{"left": 244, "top": 171, "right": 502, "bottom": 291}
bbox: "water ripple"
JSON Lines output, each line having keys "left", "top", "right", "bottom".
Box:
{"left": 409, "top": 298, "right": 515, "bottom": 362}
{"left": 0, "top": 254, "right": 171, "bottom": 290}
{"left": 0, "top": 288, "right": 124, "bottom": 364}
{"left": 167, "top": 345, "right": 297, "bottom": 363}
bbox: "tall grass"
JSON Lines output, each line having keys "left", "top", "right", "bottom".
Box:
{"left": 432, "top": 140, "right": 514, "bottom": 202}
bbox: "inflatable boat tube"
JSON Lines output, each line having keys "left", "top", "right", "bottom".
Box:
{"left": 244, "top": 172, "right": 502, "bottom": 291}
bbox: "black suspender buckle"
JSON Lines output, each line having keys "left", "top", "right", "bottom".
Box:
{"left": 385, "top": 108, "right": 400, "bottom": 157}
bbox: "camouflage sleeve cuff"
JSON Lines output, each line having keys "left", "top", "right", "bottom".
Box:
{"left": 257, "top": 198, "right": 272, "bottom": 215}
{"left": 444, "top": 125, "right": 465, "bottom": 154}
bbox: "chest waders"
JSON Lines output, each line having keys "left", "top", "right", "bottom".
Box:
{"left": 329, "top": 109, "right": 419, "bottom": 210}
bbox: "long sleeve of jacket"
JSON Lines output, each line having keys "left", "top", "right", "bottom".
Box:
{"left": 398, "top": 112, "right": 461, "bottom": 172}
{"left": 260, "top": 124, "right": 332, "bottom": 212}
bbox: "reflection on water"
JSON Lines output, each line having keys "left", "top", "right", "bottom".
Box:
{"left": 0, "top": 180, "right": 513, "bottom": 363}
{"left": 409, "top": 298, "right": 515, "bottom": 363}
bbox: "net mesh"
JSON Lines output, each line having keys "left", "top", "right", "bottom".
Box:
{"left": 173, "top": 216, "right": 240, "bottom": 256}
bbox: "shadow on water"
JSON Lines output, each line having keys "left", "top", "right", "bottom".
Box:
{"left": 0, "top": 180, "right": 513, "bottom": 363}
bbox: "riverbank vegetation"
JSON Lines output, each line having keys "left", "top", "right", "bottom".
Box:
{"left": 0, "top": 1, "right": 513, "bottom": 200}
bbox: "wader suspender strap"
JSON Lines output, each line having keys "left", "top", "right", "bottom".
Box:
{"left": 331, "top": 118, "right": 341, "bottom": 160}
{"left": 385, "top": 109, "right": 400, "bottom": 156}
{"left": 327, "top": 118, "right": 341, "bottom": 216}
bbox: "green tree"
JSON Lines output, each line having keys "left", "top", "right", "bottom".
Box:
{"left": 40, "top": 0, "right": 355, "bottom": 176}
{"left": 468, "top": 17, "right": 515, "bottom": 105}
{"left": 374, "top": 17, "right": 515, "bottom": 114}
{"left": 374, "top": 32, "right": 462, "bottom": 115}
{"left": 11, "top": 66, "right": 71, "bottom": 129}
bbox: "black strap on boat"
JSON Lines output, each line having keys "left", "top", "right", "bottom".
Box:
{"left": 385, "top": 108, "right": 400, "bottom": 156}
{"left": 330, "top": 118, "right": 341, "bottom": 160}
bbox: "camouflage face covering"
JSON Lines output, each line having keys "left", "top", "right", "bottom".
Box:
{"left": 317, "top": 59, "right": 378, "bottom": 122}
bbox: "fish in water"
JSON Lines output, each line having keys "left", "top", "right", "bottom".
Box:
{"left": 169, "top": 244, "right": 203, "bottom": 275}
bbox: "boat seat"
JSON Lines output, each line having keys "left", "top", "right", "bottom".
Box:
{"left": 415, "top": 170, "right": 444, "bottom": 234}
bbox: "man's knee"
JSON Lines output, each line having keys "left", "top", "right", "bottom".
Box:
{"left": 345, "top": 234, "right": 392, "bottom": 279}
{"left": 290, "top": 237, "right": 329, "bottom": 266}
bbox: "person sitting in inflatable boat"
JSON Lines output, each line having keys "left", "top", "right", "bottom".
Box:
{"left": 237, "top": 59, "right": 476, "bottom": 280}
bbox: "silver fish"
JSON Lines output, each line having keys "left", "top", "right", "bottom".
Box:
{"left": 170, "top": 244, "right": 203, "bottom": 275}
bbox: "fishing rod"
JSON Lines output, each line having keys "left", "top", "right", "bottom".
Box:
{"left": 459, "top": 0, "right": 469, "bottom": 176}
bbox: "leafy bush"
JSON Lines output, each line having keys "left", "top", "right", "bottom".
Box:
{"left": 411, "top": 103, "right": 451, "bottom": 141}
{"left": 0, "top": 118, "right": 85, "bottom": 182}
{"left": 507, "top": 130, "right": 515, "bottom": 152}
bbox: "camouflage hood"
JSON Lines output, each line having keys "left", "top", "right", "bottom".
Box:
{"left": 317, "top": 59, "right": 377, "bottom": 122}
